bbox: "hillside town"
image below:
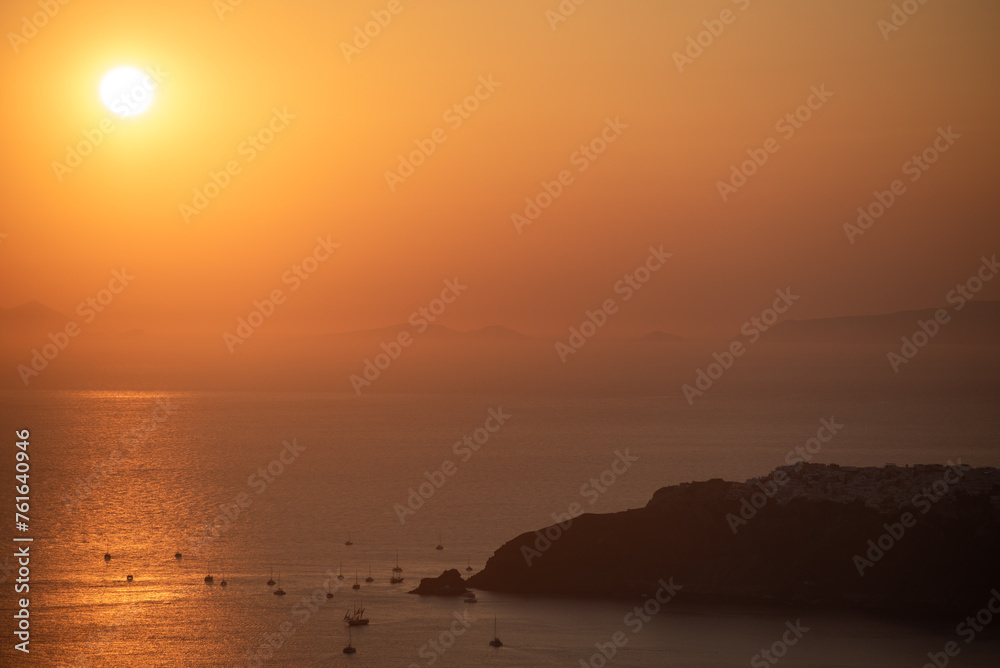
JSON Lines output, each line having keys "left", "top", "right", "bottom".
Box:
{"left": 742, "top": 462, "right": 1000, "bottom": 512}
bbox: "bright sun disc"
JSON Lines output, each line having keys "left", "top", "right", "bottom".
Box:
{"left": 100, "top": 66, "right": 155, "bottom": 117}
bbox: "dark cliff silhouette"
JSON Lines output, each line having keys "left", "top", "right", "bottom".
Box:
{"left": 469, "top": 465, "right": 1000, "bottom": 615}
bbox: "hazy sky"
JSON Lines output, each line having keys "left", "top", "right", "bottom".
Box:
{"left": 1, "top": 0, "right": 998, "bottom": 338}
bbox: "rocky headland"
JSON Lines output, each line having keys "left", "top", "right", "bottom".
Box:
{"left": 464, "top": 463, "right": 1000, "bottom": 615}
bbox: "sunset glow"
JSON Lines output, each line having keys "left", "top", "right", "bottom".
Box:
{"left": 1, "top": 1, "right": 999, "bottom": 666}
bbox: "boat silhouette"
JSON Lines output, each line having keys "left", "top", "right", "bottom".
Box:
{"left": 343, "top": 627, "right": 357, "bottom": 654}
{"left": 489, "top": 616, "right": 503, "bottom": 647}
{"left": 344, "top": 602, "right": 369, "bottom": 626}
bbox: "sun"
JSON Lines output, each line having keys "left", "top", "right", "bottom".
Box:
{"left": 100, "top": 66, "right": 155, "bottom": 117}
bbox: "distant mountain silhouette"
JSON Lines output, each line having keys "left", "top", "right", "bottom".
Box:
{"left": 767, "top": 300, "right": 1000, "bottom": 345}
{"left": 326, "top": 324, "right": 531, "bottom": 341}
{"left": 0, "top": 301, "right": 70, "bottom": 339}
{"left": 462, "top": 325, "right": 533, "bottom": 340}
{"left": 326, "top": 323, "right": 461, "bottom": 340}
{"left": 640, "top": 330, "right": 683, "bottom": 342}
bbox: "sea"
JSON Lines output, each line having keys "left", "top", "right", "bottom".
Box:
{"left": 1, "top": 389, "right": 999, "bottom": 667}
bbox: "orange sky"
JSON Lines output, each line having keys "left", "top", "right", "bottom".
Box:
{"left": 1, "top": 0, "right": 998, "bottom": 339}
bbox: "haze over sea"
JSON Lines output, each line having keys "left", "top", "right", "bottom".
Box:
{"left": 2, "top": 387, "right": 998, "bottom": 667}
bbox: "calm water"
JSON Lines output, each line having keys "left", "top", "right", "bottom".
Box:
{"left": 2, "top": 389, "right": 999, "bottom": 666}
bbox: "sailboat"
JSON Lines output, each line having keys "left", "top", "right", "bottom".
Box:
{"left": 489, "top": 616, "right": 503, "bottom": 647}
{"left": 337, "top": 562, "right": 345, "bottom": 580}
{"left": 436, "top": 533, "right": 444, "bottom": 550}
{"left": 220, "top": 568, "right": 228, "bottom": 587}
{"left": 343, "top": 627, "right": 357, "bottom": 654}
{"left": 273, "top": 572, "right": 286, "bottom": 595}
{"left": 205, "top": 562, "right": 214, "bottom": 584}
{"left": 352, "top": 571, "right": 361, "bottom": 590}
{"left": 345, "top": 530, "right": 353, "bottom": 546}
{"left": 104, "top": 545, "right": 112, "bottom": 562}
{"left": 389, "top": 552, "right": 404, "bottom": 583}
{"left": 466, "top": 557, "right": 473, "bottom": 572}
{"left": 344, "top": 602, "right": 369, "bottom": 626}
{"left": 364, "top": 564, "right": 374, "bottom": 583}
{"left": 175, "top": 549, "right": 182, "bottom": 560}
{"left": 267, "top": 566, "right": 275, "bottom": 586}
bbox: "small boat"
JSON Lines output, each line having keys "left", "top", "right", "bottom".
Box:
{"left": 344, "top": 603, "right": 369, "bottom": 626}
{"left": 391, "top": 551, "right": 402, "bottom": 573}
{"left": 337, "top": 562, "right": 345, "bottom": 581}
{"left": 352, "top": 572, "right": 361, "bottom": 590}
{"left": 466, "top": 558, "right": 473, "bottom": 572}
{"left": 274, "top": 572, "right": 286, "bottom": 596}
{"left": 104, "top": 545, "right": 111, "bottom": 562}
{"left": 326, "top": 588, "right": 334, "bottom": 599}
{"left": 126, "top": 574, "right": 133, "bottom": 582}
{"left": 489, "top": 616, "right": 503, "bottom": 647}
{"left": 343, "top": 627, "right": 357, "bottom": 654}
{"left": 364, "top": 564, "right": 374, "bottom": 583}
{"left": 389, "top": 571, "right": 404, "bottom": 584}
{"left": 267, "top": 566, "right": 275, "bottom": 586}
{"left": 175, "top": 549, "right": 182, "bottom": 560}
{"left": 345, "top": 530, "right": 353, "bottom": 546}
{"left": 204, "top": 574, "right": 214, "bottom": 584}
{"left": 435, "top": 533, "right": 444, "bottom": 551}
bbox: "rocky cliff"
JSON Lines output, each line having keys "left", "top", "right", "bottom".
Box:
{"left": 468, "top": 465, "right": 1000, "bottom": 615}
